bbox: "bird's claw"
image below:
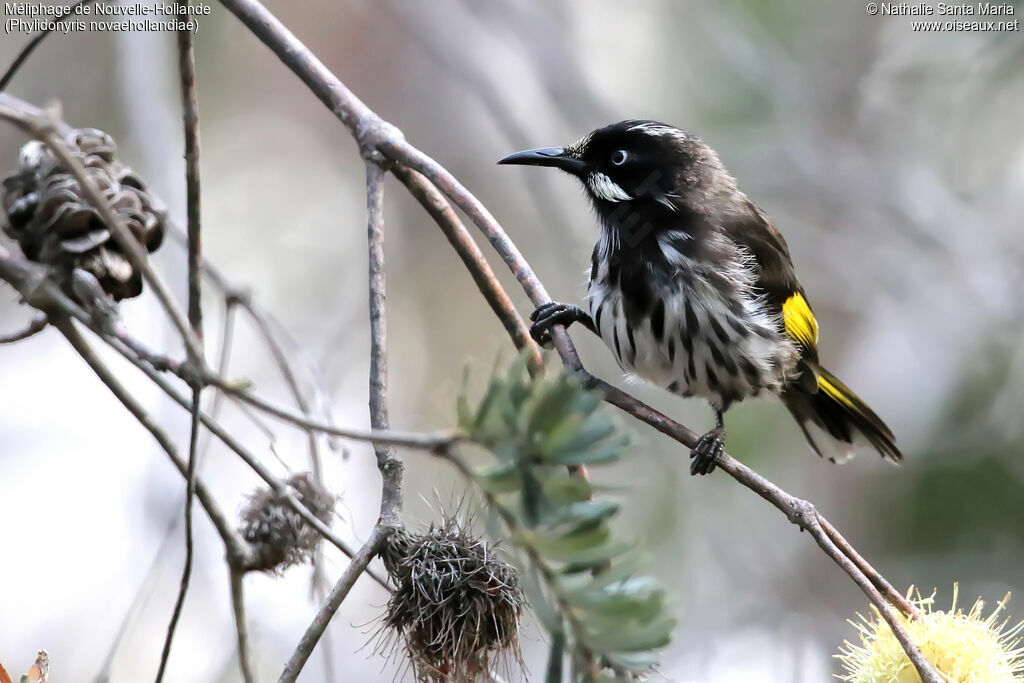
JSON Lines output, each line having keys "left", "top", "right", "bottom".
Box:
{"left": 690, "top": 428, "right": 725, "bottom": 476}
{"left": 529, "top": 301, "right": 585, "bottom": 347}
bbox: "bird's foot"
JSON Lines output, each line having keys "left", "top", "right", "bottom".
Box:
{"left": 690, "top": 428, "right": 725, "bottom": 476}
{"left": 529, "top": 302, "right": 589, "bottom": 347}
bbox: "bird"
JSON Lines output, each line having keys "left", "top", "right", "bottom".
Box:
{"left": 498, "top": 120, "right": 901, "bottom": 475}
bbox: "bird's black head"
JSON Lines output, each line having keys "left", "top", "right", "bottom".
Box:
{"left": 498, "top": 120, "right": 729, "bottom": 212}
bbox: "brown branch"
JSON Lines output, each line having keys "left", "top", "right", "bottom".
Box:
{"left": 166, "top": 222, "right": 344, "bottom": 455}
{"left": 277, "top": 526, "right": 388, "bottom": 683}
{"left": 94, "top": 514, "right": 180, "bottom": 683}
{"left": 229, "top": 568, "right": 256, "bottom": 683}
{"left": 0, "top": 242, "right": 457, "bottom": 455}
{"left": 247, "top": 305, "right": 325, "bottom": 477}
{"left": 0, "top": 313, "right": 47, "bottom": 343}
{"left": 156, "top": 23, "right": 206, "bottom": 683}
{"left": 0, "top": 244, "right": 395, "bottom": 591}
{"left": 196, "top": 301, "right": 237, "bottom": 461}
{"left": 92, "top": 318, "right": 394, "bottom": 590}
{"left": 817, "top": 515, "right": 920, "bottom": 618}
{"left": 25, "top": 260, "right": 455, "bottom": 455}
{"left": 51, "top": 316, "right": 252, "bottom": 566}
{"left": 210, "top": 4, "right": 938, "bottom": 678}
{"left": 154, "top": 392, "right": 200, "bottom": 683}
{"left": 365, "top": 162, "right": 403, "bottom": 528}
{"left": 391, "top": 165, "right": 543, "bottom": 376}
{"left": 276, "top": 157, "right": 405, "bottom": 683}
{"left": 116, "top": 341, "right": 393, "bottom": 590}
{"left": 207, "top": 376, "right": 459, "bottom": 452}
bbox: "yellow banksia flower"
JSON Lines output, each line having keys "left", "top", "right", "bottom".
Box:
{"left": 836, "top": 585, "right": 1024, "bottom": 682}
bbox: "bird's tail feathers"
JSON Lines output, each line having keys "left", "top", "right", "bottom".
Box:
{"left": 782, "top": 368, "right": 901, "bottom": 463}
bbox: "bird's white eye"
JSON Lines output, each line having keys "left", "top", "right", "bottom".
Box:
{"left": 610, "top": 149, "right": 628, "bottom": 166}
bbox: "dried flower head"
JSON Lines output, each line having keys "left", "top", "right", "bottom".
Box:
{"left": 238, "top": 472, "right": 336, "bottom": 574}
{"left": 1, "top": 128, "right": 166, "bottom": 301}
{"left": 837, "top": 585, "right": 1024, "bottom": 682}
{"left": 378, "top": 517, "right": 524, "bottom": 681}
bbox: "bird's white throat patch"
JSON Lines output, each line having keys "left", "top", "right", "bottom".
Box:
{"left": 587, "top": 172, "right": 632, "bottom": 202}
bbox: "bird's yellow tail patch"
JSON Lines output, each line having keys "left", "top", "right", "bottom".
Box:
{"left": 783, "top": 293, "right": 819, "bottom": 349}
{"left": 818, "top": 373, "right": 857, "bottom": 411}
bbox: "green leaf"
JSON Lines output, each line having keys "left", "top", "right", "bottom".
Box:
{"left": 534, "top": 534, "right": 631, "bottom": 566}
{"left": 476, "top": 461, "right": 522, "bottom": 493}
{"left": 583, "top": 614, "right": 676, "bottom": 653}
{"left": 542, "top": 500, "right": 620, "bottom": 532}
{"left": 603, "top": 650, "right": 661, "bottom": 673}
{"left": 520, "top": 564, "right": 563, "bottom": 634}
{"left": 560, "top": 553, "right": 648, "bottom": 589}
{"left": 544, "top": 412, "right": 615, "bottom": 457}
{"left": 545, "top": 631, "right": 565, "bottom": 683}
{"left": 456, "top": 365, "right": 473, "bottom": 429}
{"left": 541, "top": 473, "right": 594, "bottom": 506}
{"left": 549, "top": 435, "right": 629, "bottom": 466}
{"left": 525, "top": 375, "right": 581, "bottom": 438}
{"left": 567, "top": 578, "right": 666, "bottom": 621}
{"left": 457, "top": 360, "right": 673, "bottom": 675}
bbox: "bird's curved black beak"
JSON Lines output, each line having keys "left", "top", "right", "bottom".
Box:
{"left": 497, "top": 147, "right": 586, "bottom": 174}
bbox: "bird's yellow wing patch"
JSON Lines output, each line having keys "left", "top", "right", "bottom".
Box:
{"left": 783, "top": 293, "right": 819, "bottom": 350}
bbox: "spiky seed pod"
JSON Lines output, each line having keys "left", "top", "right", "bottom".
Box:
{"left": 1, "top": 128, "right": 166, "bottom": 302}
{"left": 379, "top": 517, "right": 524, "bottom": 682}
{"left": 237, "top": 472, "right": 336, "bottom": 574}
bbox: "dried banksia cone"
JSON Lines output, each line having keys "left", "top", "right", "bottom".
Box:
{"left": 238, "top": 472, "right": 336, "bottom": 574}
{"left": 1, "top": 128, "right": 166, "bottom": 302}
{"left": 378, "top": 517, "right": 524, "bottom": 682}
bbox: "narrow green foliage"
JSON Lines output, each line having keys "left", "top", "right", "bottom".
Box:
{"left": 457, "top": 355, "right": 675, "bottom": 680}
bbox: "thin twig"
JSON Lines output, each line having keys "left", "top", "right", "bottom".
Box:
{"left": 276, "top": 160, "right": 404, "bottom": 683}
{"left": 0, "top": 0, "right": 99, "bottom": 92}
{"left": 167, "top": 222, "right": 344, "bottom": 453}
{"left": 107, "top": 333, "right": 392, "bottom": 589}
{"left": 209, "top": 377, "right": 459, "bottom": 452}
{"left": 817, "top": 515, "right": 920, "bottom": 619}
{"left": 391, "top": 166, "right": 542, "bottom": 376}
{"left": 277, "top": 526, "right": 388, "bottom": 683}
{"left": 0, "top": 250, "right": 440, "bottom": 455}
{"left": 229, "top": 568, "right": 256, "bottom": 683}
{"left": 155, "top": 24, "right": 205, "bottom": 683}
{"left": 365, "top": 162, "right": 403, "bottom": 527}
{"left": 589, "top": 376, "right": 937, "bottom": 678}
{"left": 49, "top": 293, "right": 390, "bottom": 588}
{"left": 154, "top": 392, "right": 200, "bottom": 683}
{"left": 94, "top": 513, "right": 182, "bottom": 683}
{"left": 0, "top": 246, "right": 457, "bottom": 459}
{"left": 196, "top": 301, "right": 237, "bottom": 461}
{"left": 384, "top": 0, "right": 583, "bottom": 260}
{"left": 51, "top": 316, "right": 252, "bottom": 567}
{"left": 247, "top": 305, "right": 325, "bottom": 478}
{"left": 0, "top": 313, "right": 47, "bottom": 343}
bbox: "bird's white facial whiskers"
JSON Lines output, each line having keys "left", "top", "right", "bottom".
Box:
{"left": 587, "top": 172, "right": 632, "bottom": 202}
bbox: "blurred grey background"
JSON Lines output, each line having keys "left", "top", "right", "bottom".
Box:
{"left": 1, "top": 1, "right": 1023, "bottom": 681}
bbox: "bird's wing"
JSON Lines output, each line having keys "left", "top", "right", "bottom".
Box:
{"left": 727, "top": 198, "right": 820, "bottom": 391}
